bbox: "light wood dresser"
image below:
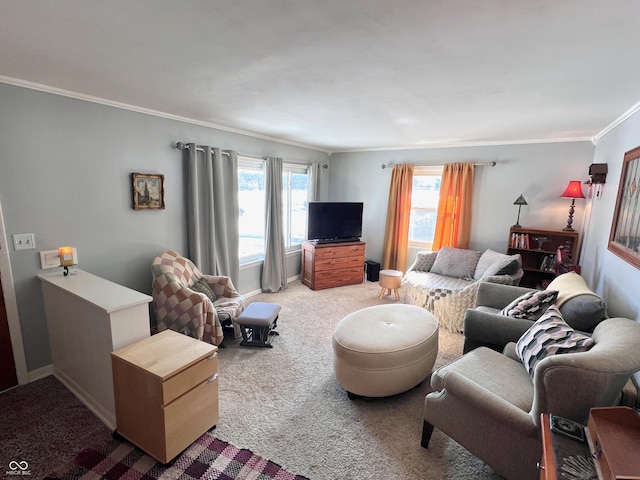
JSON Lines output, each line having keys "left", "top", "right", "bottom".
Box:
{"left": 111, "top": 330, "right": 219, "bottom": 464}
{"left": 301, "top": 240, "right": 365, "bottom": 290}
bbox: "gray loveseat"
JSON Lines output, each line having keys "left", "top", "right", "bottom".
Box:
{"left": 463, "top": 272, "right": 607, "bottom": 353}
{"left": 402, "top": 247, "right": 523, "bottom": 332}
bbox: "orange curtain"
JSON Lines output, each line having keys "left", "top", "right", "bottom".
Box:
{"left": 382, "top": 164, "right": 414, "bottom": 271}
{"left": 432, "top": 162, "right": 474, "bottom": 250}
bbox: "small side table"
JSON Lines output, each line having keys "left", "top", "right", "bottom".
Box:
{"left": 111, "top": 330, "right": 219, "bottom": 464}
{"left": 378, "top": 269, "right": 403, "bottom": 300}
{"left": 539, "top": 414, "right": 596, "bottom": 480}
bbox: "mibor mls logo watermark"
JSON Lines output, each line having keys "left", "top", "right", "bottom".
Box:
{"left": 6, "top": 461, "right": 31, "bottom": 476}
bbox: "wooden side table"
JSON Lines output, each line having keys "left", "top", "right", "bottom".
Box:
{"left": 111, "top": 330, "right": 219, "bottom": 464}
{"left": 539, "top": 414, "right": 594, "bottom": 480}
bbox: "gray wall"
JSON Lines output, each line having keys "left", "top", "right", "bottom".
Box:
{"left": 0, "top": 83, "right": 329, "bottom": 372}
{"left": 329, "top": 142, "right": 596, "bottom": 270}
{"left": 580, "top": 110, "right": 640, "bottom": 321}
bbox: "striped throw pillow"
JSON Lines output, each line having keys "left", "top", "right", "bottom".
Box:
{"left": 516, "top": 305, "right": 594, "bottom": 377}
{"left": 500, "top": 289, "right": 558, "bottom": 320}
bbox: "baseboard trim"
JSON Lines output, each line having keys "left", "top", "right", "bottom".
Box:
{"left": 244, "top": 275, "right": 301, "bottom": 299}
{"left": 27, "top": 364, "right": 53, "bottom": 383}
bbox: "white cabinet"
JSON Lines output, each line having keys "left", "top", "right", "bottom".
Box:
{"left": 38, "top": 269, "right": 152, "bottom": 429}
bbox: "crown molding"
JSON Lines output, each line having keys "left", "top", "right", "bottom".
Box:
{"left": 330, "top": 136, "right": 594, "bottom": 154}
{"left": 0, "top": 76, "right": 331, "bottom": 154}
{"left": 592, "top": 99, "right": 640, "bottom": 145}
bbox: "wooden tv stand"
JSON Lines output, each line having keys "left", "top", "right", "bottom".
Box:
{"left": 301, "top": 240, "right": 365, "bottom": 290}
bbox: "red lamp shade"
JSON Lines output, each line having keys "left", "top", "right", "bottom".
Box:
{"left": 560, "top": 181, "right": 585, "bottom": 231}
{"left": 560, "top": 181, "right": 585, "bottom": 199}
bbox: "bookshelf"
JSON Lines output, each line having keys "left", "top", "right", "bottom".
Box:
{"left": 507, "top": 227, "right": 579, "bottom": 288}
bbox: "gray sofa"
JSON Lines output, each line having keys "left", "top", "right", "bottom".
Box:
{"left": 402, "top": 247, "right": 523, "bottom": 332}
{"left": 463, "top": 273, "right": 607, "bottom": 353}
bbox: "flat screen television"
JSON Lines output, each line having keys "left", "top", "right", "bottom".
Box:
{"left": 307, "top": 202, "right": 363, "bottom": 243}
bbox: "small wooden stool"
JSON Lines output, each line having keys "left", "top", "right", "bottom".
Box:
{"left": 378, "top": 269, "right": 402, "bottom": 300}
{"left": 236, "top": 302, "right": 281, "bottom": 347}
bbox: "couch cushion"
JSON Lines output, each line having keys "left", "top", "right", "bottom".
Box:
{"left": 474, "top": 249, "right": 521, "bottom": 280}
{"left": 500, "top": 289, "right": 558, "bottom": 320}
{"left": 431, "top": 247, "right": 481, "bottom": 279}
{"left": 515, "top": 305, "right": 595, "bottom": 377}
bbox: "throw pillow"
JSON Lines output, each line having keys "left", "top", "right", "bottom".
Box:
{"left": 411, "top": 251, "right": 438, "bottom": 272}
{"left": 515, "top": 305, "right": 595, "bottom": 377}
{"left": 499, "top": 289, "right": 558, "bottom": 320}
{"left": 430, "top": 247, "right": 482, "bottom": 280}
{"left": 190, "top": 278, "right": 217, "bottom": 303}
{"left": 474, "top": 250, "right": 521, "bottom": 279}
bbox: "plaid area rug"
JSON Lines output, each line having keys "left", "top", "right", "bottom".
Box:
{"left": 46, "top": 431, "right": 309, "bottom": 480}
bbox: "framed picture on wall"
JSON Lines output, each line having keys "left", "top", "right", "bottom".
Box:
{"left": 608, "top": 145, "right": 640, "bottom": 269}
{"left": 132, "top": 172, "right": 165, "bottom": 210}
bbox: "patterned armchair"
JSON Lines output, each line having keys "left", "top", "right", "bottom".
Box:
{"left": 151, "top": 250, "right": 245, "bottom": 346}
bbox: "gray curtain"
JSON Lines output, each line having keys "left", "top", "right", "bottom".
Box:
{"left": 184, "top": 143, "right": 240, "bottom": 284}
{"left": 307, "top": 162, "right": 321, "bottom": 202}
{"left": 261, "top": 156, "right": 286, "bottom": 292}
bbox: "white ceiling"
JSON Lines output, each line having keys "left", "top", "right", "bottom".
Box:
{"left": 1, "top": 0, "right": 639, "bottom": 153}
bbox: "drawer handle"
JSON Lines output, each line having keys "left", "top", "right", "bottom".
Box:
{"left": 536, "top": 462, "right": 545, "bottom": 471}
{"left": 208, "top": 374, "right": 218, "bottom": 382}
{"left": 592, "top": 439, "right": 602, "bottom": 459}
{"left": 207, "top": 353, "right": 217, "bottom": 360}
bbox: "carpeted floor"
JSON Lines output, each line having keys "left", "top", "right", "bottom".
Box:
{"left": 0, "top": 279, "right": 505, "bottom": 479}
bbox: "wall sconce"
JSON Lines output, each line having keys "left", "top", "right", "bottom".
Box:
{"left": 560, "top": 181, "right": 585, "bottom": 231}
{"left": 58, "top": 246, "right": 77, "bottom": 276}
{"left": 512, "top": 194, "right": 528, "bottom": 228}
{"left": 587, "top": 163, "right": 608, "bottom": 199}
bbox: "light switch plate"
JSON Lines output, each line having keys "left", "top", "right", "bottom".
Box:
{"left": 13, "top": 233, "right": 36, "bottom": 250}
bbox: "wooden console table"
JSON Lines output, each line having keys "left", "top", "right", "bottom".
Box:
{"left": 38, "top": 269, "right": 152, "bottom": 429}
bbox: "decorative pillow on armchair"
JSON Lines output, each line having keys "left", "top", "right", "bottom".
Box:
{"left": 499, "top": 289, "right": 558, "bottom": 320}
{"left": 515, "top": 305, "right": 594, "bottom": 377}
{"left": 190, "top": 278, "right": 217, "bottom": 303}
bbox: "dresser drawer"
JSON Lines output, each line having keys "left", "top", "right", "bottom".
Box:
{"left": 315, "top": 255, "right": 364, "bottom": 272}
{"left": 314, "top": 244, "right": 365, "bottom": 260}
{"left": 314, "top": 267, "right": 364, "bottom": 289}
{"left": 162, "top": 351, "right": 218, "bottom": 405}
{"left": 164, "top": 374, "right": 219, "bottom": 461}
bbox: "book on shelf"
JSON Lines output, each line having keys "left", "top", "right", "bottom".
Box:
{"left": 538, "top": 254, "right": 556, "bottom": 272}
{"left": 510, "top": 233, "right": 530, "bottom": 249}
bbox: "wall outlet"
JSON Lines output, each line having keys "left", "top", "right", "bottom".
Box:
{"left": 13, "top": 233, "right": 36, "bottom": 251}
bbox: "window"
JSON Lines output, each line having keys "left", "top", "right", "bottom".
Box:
{"left": 409, "top": 166, "right": 442, "bottom": 250}
{"left": 282, "top": 164, "right": 309, "bottom": 251}
{"left": 238, "top": 157, "right": 309, "bottom": 264}
{"left": 238, "top": 158, "right": 265, "bottom": 263}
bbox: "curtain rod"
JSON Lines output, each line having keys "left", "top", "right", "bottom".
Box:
{"left": 380, "top": 160, "right": 497, "bottom": 169}
{"left": 175, "top": 141, "right": 264, "bottom": 161}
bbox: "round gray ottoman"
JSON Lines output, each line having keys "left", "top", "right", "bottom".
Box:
{"left": 332, "top": 304, "right": 439, "bottom": 398}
